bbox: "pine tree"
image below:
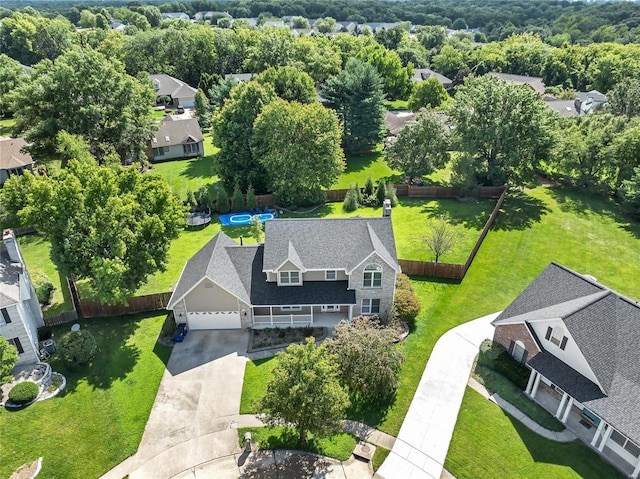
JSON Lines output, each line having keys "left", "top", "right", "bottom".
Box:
{"left": 246, "top": 184, "right": 258, "bottom": 211}
{"left": 231, "top": 184, "right": 245, "bottom": 212}
{"left": 216, "top": 187, "right": 230, "bottom": 214}
{"left": 364, "top": 177, "right": 374, "bottom": 196}
{"left": 376, "top": 181, "right": 387, "bottom": 206}
{"left": 343, "top": 185, "right": 359, "bottom": 212}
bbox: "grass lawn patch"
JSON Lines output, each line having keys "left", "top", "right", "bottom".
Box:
{"left": 16, "top": 233, "right": 73, "bottom": 316}
{"left": 147, "top": 131, "right": 219, "bottom": 200}
{"left": 238, "top": 426, "right": 356, "bottom": 461}
{"left": 445, "top": 388, "right": 626, "bottom": 479}
{"left": 385, "top": 100, "right": 409, "bottom": 110}
{"left": 240, "top": 357, "right": 276, "bottom": 413}
{"left": 372, "top": 446, "right": 390, "bottom": 471}
{"left": 0, "top": 312, "right": 171, "bottom": 479}
{"left": 333, "top": 147, "right": 401, "bottom": 190}
{"left": 473, "top": 364, "right": 564, "bottom": 431}
{"left": 0, "top": 117, "right": 15, "bottom": 136}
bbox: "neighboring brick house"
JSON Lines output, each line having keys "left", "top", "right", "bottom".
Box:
{"left": 0, "top": 229, "right": 44, "bottom": 366}
{"left": 493, "top": 262, "right": 640, "bottom": 478}
{"left": 167, "top": 217, "right": 401, "bottom": 330}
{"left": 148, "top": 115, "right": 204, "bottom": 162}
{"left": 0, "top": 137, "right": 34, "bottom": 186}
{"left": 150, "top": 73, "right": 197, "bottom": 108}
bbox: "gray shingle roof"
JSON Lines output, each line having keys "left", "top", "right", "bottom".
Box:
{"left": 0, "top": 243, "right": 21, "bottom": 308}
{"left": 412, "top": 68, "right": 452, "bottom": 85}
{"left": 0, "top": 137, "right": 34, "bottom": 170}
{"left": 496, "top": 262, "right": 640, "bottom": 444}
{"left": 262, "top": 217, "right": 399, "bottom": 273}
{"left": 151, "top": 117, "right": 203, "bottom": 148}
{"left": 488, "top": 72, "right": 546, "bottom": 95}
{"left": 150, "top": 74, "right": 197, "bottom": 100}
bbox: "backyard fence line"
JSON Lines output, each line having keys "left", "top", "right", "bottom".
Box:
{"left": 75, "top": 291, "right": 173, "bottom": 319}
{"left": 398, "top": 184, "right": 508, "bottom": 281}
{"left": 43, "top": 277, "right": 79, "bottom": 326}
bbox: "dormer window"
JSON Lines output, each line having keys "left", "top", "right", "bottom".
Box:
{"left": 363, "top": 264, "right": 382, "bottom": 288}
{"left": 279, "top": 271, "right": 301, "bottom": 285}
{"left": 545, "top": 326, "right": 568, "bottom": 350}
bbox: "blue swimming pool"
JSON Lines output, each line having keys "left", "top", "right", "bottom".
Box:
{"left": 219, "top": 212, "right": 277, "bottom": 226}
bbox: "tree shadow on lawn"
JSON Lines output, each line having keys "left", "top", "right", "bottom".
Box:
{"left": 491, "top": 191, "right": 550, "bottom": 231}
{"left": 505, "top": 413, "right": 627, "bottom": 479}
{"left": 50, "top": 315, "right": 142, "bottom": 392}
{"left": 418, "top": 198, "right": 494, "bottom": 230}
{"left": 179, "top": 155, "right": 217, "bottom": 181}
{"left": 345, "top": 393, "right": 397, "bottom": 428}
{"left": 344, "top": 151, "right": 403, "bottom": 185}
{"left": 547, "top": 187, "right": 640, "bottom": 239}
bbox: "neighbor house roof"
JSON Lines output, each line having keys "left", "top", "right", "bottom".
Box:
{"left": 544, "top": 99, "right": 585, "bottom": 118}
{"left": 0, "top": 137, "right": 34, "bottom": 170}
{"left": 224, "top": 73, "right": 256, "bottom": 82}
{"left": 151, "top": 116, "right": 203, "bottom": 148}
{"left": 0, "top": 242, "right": 22, "bottom": 308}
{"left": 149, "top": 74, "right": 197, "bottom": 100}
{"left": 493, "top": 262, "right": 640, "bottom": 444}
{"left": 262, "top": 217, "right": 400, "bottom": 273}
{"left": 385, "top": 111, "right": 418, "bottom": 136}
{"left": 488, "top": 72, "right": 546, "bottom": 95}
{"left": 412, "top": 68, "right": 452, "bottom": 86}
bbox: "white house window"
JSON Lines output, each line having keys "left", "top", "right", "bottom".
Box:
{"left": 153, "top": 147, "right": 166, "bottom": 156}
{"left": 321, "top": 305, "right": 340, "bottom": 312}
{"left": 361, "top": 299, "right": 380, "bottom": 315}
{"left": 281, "top": 305, "right": 302, "bottom": 312}
{"left": 610, "top": 430, "right": 640, "bottom": 458}
{"left": 511, "top": 340, "right": 526, "bottom": 363}
{"left": 325, "top": 270, "right": 337, "bottom": 280}
{"left": 183, "top": 143, "right": 199, "bottom": 155}
{"left": 1, "top": 308, "right": 11, "bottom": 324}
{"left": 363, "top": 264, "right": 382, "bottom": 288}
{"left": 9, "top": 337, "right": 23, "bottom": 354}
{"left": 279, "top": 271, "right": 301, "bottom": 285}
{"left": 545, "top": 326, "right": 568, "bottom": 350}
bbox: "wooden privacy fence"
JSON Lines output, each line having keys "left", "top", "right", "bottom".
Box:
{"left": 43, "top": 310, "right": 78, "bottom": 327}
{"left": 399, "top": 184, "right": 509, "bottom": 280}
{"left": 76, "top": 291, "right": 172, "bottom": 319}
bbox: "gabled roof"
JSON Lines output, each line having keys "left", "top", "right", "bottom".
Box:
{"left": 0, "top": 137, "right": 34, "bottom": 170}
{"left": 488, "top": 72, "right": 546, "bottom": 95}
{"left": 149, "top": 74, "right": 197, "bottom": 100}
{"left": 494, "top": 262, "right": 640, "bottom": 444}
{"left": 262, "top": 217, "right": 400, "bottom": 273}
{"left": 412, "top": 68, "right": 452, "bottom": 85}
{"left": 544, "top": 98, "right": 585, "bottom": 118}
{"left": 151, "top": 117, "right": 203, "bottom": 148}
{"left": 0, "top": 243, "right": 22, "bottom": 308}
{"left": 385, "top": 111, "right": 417, "bottom": 136}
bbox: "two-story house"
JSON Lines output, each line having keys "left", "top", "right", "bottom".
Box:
{"left": 0, "top": 229, "right": 44, "bottom": 366}
{"left": 493, "top": 262, "right": 640, "bottom": 478}
{"left": 167, "top": 217, "right": 401, "bottom": 330}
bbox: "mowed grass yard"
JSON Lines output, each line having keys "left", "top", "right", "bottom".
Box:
{"left": 0, "top": 313, "right": 171, "bottom": 479}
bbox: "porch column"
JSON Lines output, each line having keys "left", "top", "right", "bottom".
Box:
{"left": 348, "top": 304, "right": 354, "bottom": 322}
{"left": 525, "top": 369, "right": 537, "bottom": 395}
{"left": 530, "top": 371, "right": 542, "bottom": 398}
{"left": 310, "top": 306, "right": 314, "bottom": 325}
{"left": 555, "top": 392, "right": 568, "bottom": 419}
{"left": 561, "top": 397, "right": 573, "bottom": 423}
{"left": 591, "top": 420, "right": 606, "bottom": 447}
{"left": 631, "top": 455, "right": 640, "bottom": 479}
{"left": 269, "top": 306, "right": 273, "bottom": 326}
{"left": 598, "top": 424, "right": 614, "bottom": 452}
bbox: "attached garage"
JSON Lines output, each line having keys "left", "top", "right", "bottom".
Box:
{"left": 187, "top": 311, "right": 241, "bottom": 330}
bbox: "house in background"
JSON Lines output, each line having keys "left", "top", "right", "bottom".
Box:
{"left": 0, "top": 229, "right": 44, "bottom": 366}
{"left": 150, "top": 73, "right": 198, "bottom": 109}
{"left": 0, "top": 137, "right": 34, "bottom": 186}
{"left": 148, "top": 115, "right": 204, "bottom": 162}
{"left": 488, "top": 72, "right": 546, "bottom": 95}
{"left": 161, "top": 12, "right": 190, "bottom": 20}
{"left": 575, "top": 90, "right": 608, "bottom": 114}
{"left": 412, "top": 68, "right": 453, "bottom": 90}
{"left": 493, "top": 262, "right": 640, "bottom": 478}
{"left": 167, "top": 217, "right": 401, "bottom": 330}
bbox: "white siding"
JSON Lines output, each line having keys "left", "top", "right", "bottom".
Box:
{"left": 0, "top": 304, "right": 39, "bottom": 366}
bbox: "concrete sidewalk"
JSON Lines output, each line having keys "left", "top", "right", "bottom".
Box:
{"left": 376, "top": 312, "right": 498, "bottom": 479}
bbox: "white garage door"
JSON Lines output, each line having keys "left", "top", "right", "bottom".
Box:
{"left": 187, "top": 311, "right": 241, "bottom": 330}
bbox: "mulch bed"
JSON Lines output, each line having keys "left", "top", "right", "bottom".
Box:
{"left": 249, "top": 327, "right": 325, "bottom": 352}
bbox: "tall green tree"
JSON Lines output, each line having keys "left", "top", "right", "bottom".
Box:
{"left": 356, "top": 44, "right": 414, "bottom": 100}
{"left": 244, "top": 27, "right": 294, "bottom": 73}
{"left": 291, "top": 36, "right": 341, "bottom": 84}
{"left": 607, "top": 78, "right": 640, "bottom": 120}
{"left": 0, "top": 139, "right": 185, "bottom": 304}
{"left": 253, "top": 99, "right": 345, "bottom": 206}
{"left": 0, "top": 54, "right": 26, "bottom": 116}
{"left": 448, "top": 75, "right": 556, "bottom": 186}
{"left": 260, "top": 338, "right": 349, "bottom": 444}
{"left": 212, "top": 81, "right": 277, "bottom": 192}
{"left": 408, "top": 77, "right": 449, "bottom": 111}
{"left": 256, "top": 66, "right": 316, "bottom": 104}
{"left": 385, "top": 111, "right": 451, "bottom": 182}
{"left": 321, "top": 59, "right": 386, "bottom": 155}
{"left": 9, "top": 47, "right": 154, "bottom": 164}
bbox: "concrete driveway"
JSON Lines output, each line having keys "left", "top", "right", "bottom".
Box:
{"left": 101, "top": 330, "right": 249, "bottom": 479}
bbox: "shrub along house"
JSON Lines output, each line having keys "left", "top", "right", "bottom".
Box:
{"left": 0, "top": 229, "right": 44, "bottom": 366}
{"left": 492, "top": 262, "right": 640, "bottom": 478}
{"left": 167, "top": 217, "right": 401, "bottom": 330}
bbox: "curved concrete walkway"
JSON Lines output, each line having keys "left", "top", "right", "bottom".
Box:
{"left": 376, "top": 312, "right": 498, "bottom": 479}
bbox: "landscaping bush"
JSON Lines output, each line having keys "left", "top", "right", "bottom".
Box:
{"left": 8, "top": 381, "right": 39, "bottom": 405}
{"left": 364, "top": 177, "right": 374, "bottom": 196}
{"left": 386, "top": 182, "right": 399, "bottom": 207}
{"left": 38, "top": 326, "right": 53, "bottom": 341}
{"left": 376, "top": 181, "right": 387, "bottom": 205}
{"left": 195, "top": 185, "right": 212, "bottom": 212}
{"left": 477, "top": 340, "right": 530, "bottom": 389}
{"left": 0, "top": 336, "right": 19, "bottom": 384}
{"left": 343, "top": 186, "right": 359, "bottom": 212}
{"left": 32, "top": 272, "right": 55, "bottom": 306}
{"left": 58, "top": 330, "right": 97, "bottom": 365}
{"left": 392, "top": 274, "right": 421, "bottom": 326}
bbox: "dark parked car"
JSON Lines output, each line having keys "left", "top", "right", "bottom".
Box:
{"left": 173, "top": 323, "right": 188, "bottom": 342}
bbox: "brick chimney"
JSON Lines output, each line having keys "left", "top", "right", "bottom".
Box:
{"left": 2, "top": 229, "right": 21, "bottom": 263}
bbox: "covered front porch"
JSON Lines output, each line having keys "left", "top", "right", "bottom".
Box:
{"left": 251, "top": 304, "right": 354, "bottom": 330}
{"left": 526, "top": 368, "right": 640, "bottom": 478}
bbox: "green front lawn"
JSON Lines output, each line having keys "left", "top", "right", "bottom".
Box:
{"left": 0, "top": 312, "right": 171, "bottom": 479}
{"left": 16, "top": 234, "right": 73, "bottom": 317}
{"left": 333, "top": 147, "right": 401, "bottom": 190}
{"left": 0, "top": 117, "right": 15, "bottom": 136}
{"left": 238, "top": 426, "right": 356, "bottom": 461}
{"left": 445, "top": 388, "right": 626, "bottom": 479}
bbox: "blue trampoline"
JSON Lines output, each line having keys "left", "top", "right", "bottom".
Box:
{"left": 219, "top": 211, "right": 277, "bottom": 226}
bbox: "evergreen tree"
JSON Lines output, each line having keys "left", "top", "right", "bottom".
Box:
{"left": 343, "top": 185, "right": 359, "bottom": 212}
{"left": 246, "top": 184, "right": 258, "bottom": 211}
{"left": 364, "top": 177, "right": 375, "bottom": 196}
{"left": 216, "top": 187, "right": 230, "bottom": 214}
{"left": 231, "top": 184, "right": 245, "bottom": 212}
{"left": 376, "top": 181, "right": 387, "bottom": 205}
